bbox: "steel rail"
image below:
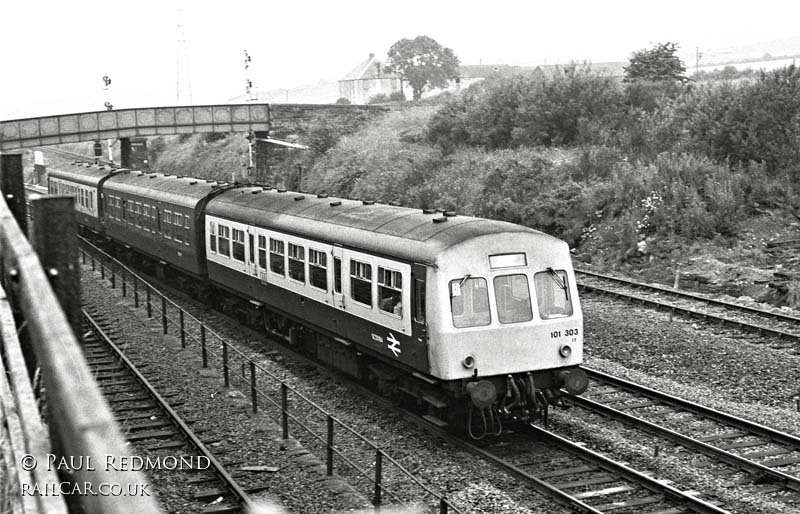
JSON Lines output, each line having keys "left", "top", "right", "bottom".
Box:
{"left": 576, "top": 268, "right": 800, "bottom": 326}
{"left": 526, "top": 424, "right": 731, "bottom": 514}
{"left": 577, "top": 281, "right": 800, "bottom": 343}
{"left": 82, "top": 309, "right": 254, "bottom": 512}
{"left": 582, "top": 367, "right": 800, "bottom": 450}
{"left": 569, "top": 395, "right": 800, "bottom": 493}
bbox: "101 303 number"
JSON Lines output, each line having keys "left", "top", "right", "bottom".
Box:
{"left": 550, "top": 328, "right": 579, "bottom": 338}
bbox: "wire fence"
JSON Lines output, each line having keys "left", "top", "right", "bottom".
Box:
{"left": 79, "top": 238, "right": 461, "bottom": 514}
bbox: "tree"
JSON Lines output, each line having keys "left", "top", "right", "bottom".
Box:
{"left": 386, "top": 36, "right": 460, "bottom": 100}
{"left": 624, "top": 42, "right": 687, "bottom": 83}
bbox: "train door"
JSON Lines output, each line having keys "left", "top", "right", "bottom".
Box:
{"left": 247, "top": 229, "right": 257, "bottom": 276}
{"left": 331, "top": 246, "right": 344, "bottom": 310}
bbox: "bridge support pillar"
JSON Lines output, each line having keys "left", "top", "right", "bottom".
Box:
{"left": 120, "top": 137, "right": 149, "bottom": 170}
{"left": 29, "top": 196, "right": 81, "bottom": 344}
{"left": 253, "top": 131, "right": 271, "bottom": 184}
{"left": 0, "top": 153, "right": 27, "bottom": 235}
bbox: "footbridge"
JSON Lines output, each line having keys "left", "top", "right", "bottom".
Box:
{"left": 0, "top": 103, "right": 383, "bottom": 169}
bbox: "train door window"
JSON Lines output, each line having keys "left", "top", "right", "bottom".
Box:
{"left": 156, "top": 207, "right": 161, "bottom": 232}
{"left": 163, "top": 210, "right": 172, "bottom": 238}
{"left": 378, "top": 267, "right": 403, "bottom": 317}
{"left": 142, "top": 205, "right": 150, "bottom": 231}
{"left": 174, "top": 215, "right": 183, "bottom": 243}
{"left": 122, "top": 200, "right": 128, "bottom": 221}
{"left": 135, "top": 203, "right": 142, "bottom": 228}
{"left": 413, "top": 278, "right": 426, "bottom": 323}
{"left": 269, "top": 239, "right": 285, "bottom": 276}
{"left": 257, "top": 235, "right": 267, "bottom": 269}
{"left": 533, "top": 269, "right": 573, "bottom": 319}
{"left": 333, "top": 257, "right": 342, "bottom": 293}
{"left": 494, "top": 274, "right": 533, "bottom": 324}
{"left": 288, "top": 243, "right": 305, "bottom": 283}
{"left": 308, "top": 249, "right": 327, "bottom": 291}
{"left": 184, "top": 214, "right": 191, "bottom": 245}
{"left": 209, "top": 221, "right": 217, "bottom": 253}
{"left": 218, "top": 225, "right": 231, "bottom": 257}
{"left": 248, "top": 233, "right": 255, "bottom": 264}
{"left": 232, "top": 228, "right": 245, "bottom": 262}
{"left": 89, "top": 191, "right": 94, "bottom": 211}
{"left": 449, "top": 277, "right": 491, "bottom": 328}
{"left": 350, "top": 260, "right": 372, "bottom": 307}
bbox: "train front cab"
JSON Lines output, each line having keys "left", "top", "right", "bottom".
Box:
{"left": 425, "top": 231, "right": 588, "bottom": 429}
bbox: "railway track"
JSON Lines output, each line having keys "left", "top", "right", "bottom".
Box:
{"left": 570, "top": 367, "right": 800, "bottom": 502}
{"left": 82, "top": 307, "right": 256, "bottom": 513}
{"left": 576, "top": 269, "right": 800, "bottom": 345}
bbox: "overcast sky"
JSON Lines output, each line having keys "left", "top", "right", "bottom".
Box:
{"left": 2, "top": 0, "right": 798, "bottom": 119}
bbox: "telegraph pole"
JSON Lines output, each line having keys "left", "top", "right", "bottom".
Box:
{"left": 176, "top": 8, "right": 193, "bottom": 104}
{"left": 695, "top": 46, "right": 703, "bottom": 75}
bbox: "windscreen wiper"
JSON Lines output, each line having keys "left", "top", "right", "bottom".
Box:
{"left": 546, "top": 267, "right": 566, "bottom": 290}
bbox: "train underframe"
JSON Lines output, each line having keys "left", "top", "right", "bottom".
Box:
{"left": 90, "top": 233, "right": 588, "bottom": 439}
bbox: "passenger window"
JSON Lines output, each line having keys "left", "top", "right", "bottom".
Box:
{"left": 333, "top": 257, "right": 342, "bottom": 293}
{"left": 288, "top": 243, "right": 305, "bottom": 282}
{"left": 232, "top": 228, "right": 245, "bottom": 262}
{"left": 350, "top": 260, "right": 372, "bottom": 307}
{"left": 450, "top": 277, "right": 491, "bottom": 328}
{"left": 257, "top": 235, "right": 267, "bottom": 269}
{"left": 218, "top": 225, "right": 230, "bottom": 256}
{"left": 378, "top": 267, "right": 402, "bottom": 317}
{"left": 494, "top": 274, "right": 533, "bottom": 324}
{"left": 270, "top": 239, "right": 285, "bottom": 276}
{"left": 414, "top": 278, "right": 426, "bottom": 323}
{"left": 209, "top": 221, "right": 217, "bottom": 253}
{"left": 534, "top": 269, "right": 573, "bottom": 319}
{"left": 309, "top": 249, "right": 327, "bottom": 291}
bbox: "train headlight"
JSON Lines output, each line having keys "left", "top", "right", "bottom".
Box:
{"left": 462, "top": 355, "right": 475, "bottom": 369}
{"left": 559, "top": 344, "right": 572, "bottom": 358}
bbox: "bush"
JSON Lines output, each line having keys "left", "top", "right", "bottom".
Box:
{"left": 426, "top": 64, "right": 626, "bottom": 151}
{"left": 367, "top": 93, "right": 389, "bottom": 104}
{"left": 335, "top": 97, "right": 351, "bottom": 105}
{"left": 389, "top": 91, "right": 406, "bottom": 102}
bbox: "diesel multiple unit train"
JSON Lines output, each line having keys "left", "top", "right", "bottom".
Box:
{"left": 49, "top": 162, "right": 588, "bottom": 437}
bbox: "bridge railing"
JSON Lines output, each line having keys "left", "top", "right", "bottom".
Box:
{"left": 0, "top": 153, "right": 161, "bottom": 513}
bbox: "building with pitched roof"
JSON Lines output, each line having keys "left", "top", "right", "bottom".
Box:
{"left": 338, "top": 53, "right": 403, "bottom": 104}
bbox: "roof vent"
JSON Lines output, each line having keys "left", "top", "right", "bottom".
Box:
{"left": 206, "top": 179, "right": 214, "bottom": 183}
{"left": 189, "top": 180, "right": 197, "bottom": 185}
{"left": 149, "top": 174, "right": 156, "bottom": 179}
{"left": 277, "top": 188, "right": 287, "bottom": 193}
{"left": 389, "top": 201, "right": 401, "bottom": 206}
{"left": 294, "top": 195, "right": 304, "bottom": 201}
{"left": 362, "top": 200, "right": 375, "bottom": 205}
{"left": 262, "top": 186, "right": 272, "bottom": 191}
{"left": 252, "top": 189, "right": 261, "bottom": 194}
{"left": 422, "top": 208, "right": 436, "bottom": 214}
{"left": 300, "top": 190, "right": 309, "bottom": 194}
{"left": 436, "top": 208, "right": 445, "bottom": 213}
{"left": 444, "top": 211, "right": 457, "bottom": 217}
{"left": 317, "top": 193, "right": 329, "bottom": 198}
{"left": 433, "top": 217, "right": 448, "bottom": 223}
{"left": 330, "top": 200, "right": 342, "bottom": 207}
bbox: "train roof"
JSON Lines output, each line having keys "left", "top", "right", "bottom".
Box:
{"left": 207, "top": 186, "right": 558, "bottom": 265}
{"left": 48, "top": 163, "right": 120, "bottom": 187}
{"left": 104, "top": 171, "right": 229, "bottom": 209}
